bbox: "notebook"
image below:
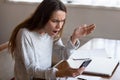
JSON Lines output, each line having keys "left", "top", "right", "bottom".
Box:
{"left": 83, "top": 57, "right": 119, "bottom": 76}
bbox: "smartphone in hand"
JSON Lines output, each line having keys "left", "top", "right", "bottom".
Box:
{"left": 79, "top": 58, "right": 92, "bottom": 68}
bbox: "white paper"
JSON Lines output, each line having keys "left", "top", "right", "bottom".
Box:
{"left": 66, "top": 75, "right": 101, "bottom": 80}
{"left": 67, "top": 58, "right": 85, "bottom": 69}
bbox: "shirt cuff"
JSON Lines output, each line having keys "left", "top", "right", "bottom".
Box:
{"left": 45, "top": 67, "right": 58, "bottom": 80}
{"left": 68, "top": 39, "right": 80, "bottom": 50}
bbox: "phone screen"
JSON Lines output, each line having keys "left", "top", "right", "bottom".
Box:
{"left": 79, "top": 59, "right": 92, "bottom": 68}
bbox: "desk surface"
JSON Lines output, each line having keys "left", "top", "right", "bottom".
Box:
{"left": 78, "top": 38, "right": 120, "bottom": 80}
{"left": 103, "top": 64, "right": 120, "bottom": 80}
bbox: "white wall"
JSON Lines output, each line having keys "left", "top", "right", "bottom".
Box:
{"left": 1, "top": 2, "right": 120, "bottom": 44}
{"left": 0, "top": 0, "right": 4, "bottom": 3}
{"left": 63, "top": 5, "right": 120, "bottom": 43}
{"left": 0, "top": 3, "right": 39, "bottom": 44}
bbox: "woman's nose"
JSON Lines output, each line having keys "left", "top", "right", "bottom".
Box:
{"left": 56, "top": 22, "right": 63, "bottom": 29}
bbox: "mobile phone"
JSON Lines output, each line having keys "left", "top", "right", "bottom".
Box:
{"left": 79, "top": 59, "right": 92, "bottom": 68}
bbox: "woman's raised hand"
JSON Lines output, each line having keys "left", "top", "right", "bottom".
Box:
{"left": 71, "top": 24, "right": 96, "bottom": 45}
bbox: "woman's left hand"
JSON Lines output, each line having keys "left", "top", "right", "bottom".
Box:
{"left": 71, "top": 24, "right": 96, "bottom": 45}
{"left": 55, "top": 60, "right": 86, "bottom": 77}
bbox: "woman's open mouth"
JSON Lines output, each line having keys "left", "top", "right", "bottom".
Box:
{"left": 53, "top": 31, "right": 58, "bottom": 34}
{"left": 52, "top": 30, "right": 59, "bottom": 36}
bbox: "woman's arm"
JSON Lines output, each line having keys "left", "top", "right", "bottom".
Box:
{"left": 52, "top": 24, "right": 95, "bottom": 66}
{"left": 52, "top": 38, "right": 80, "bottom": 65}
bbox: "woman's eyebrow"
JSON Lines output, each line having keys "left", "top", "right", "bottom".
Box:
{"left": 51, "top": 19, "right": 65, "bottom": 22}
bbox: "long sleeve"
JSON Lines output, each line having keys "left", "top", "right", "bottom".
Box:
{"left": 15, "top": 29, "right": 46, "bottom": 79}
{"left": 52, "top": 38, "right": 80, "bottom": 65}
{"left": 66, "top": 39, "right": 80, "bottom": 57}
{"left": 15, "top": 28, "right": 58, "bottom": 80}
{"left": 14, "top": 28, "right": 80, "bottom": 80}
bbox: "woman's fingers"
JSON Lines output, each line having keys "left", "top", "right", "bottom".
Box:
{"left": 78, "top": 67, "right": 86, "bottom": 74}
{"left": 70, "top": 68, "right": 81, "bottom": 77}
{"left": 83, "top": 24, "right": 96, "bottom": 36}
{"left": 71, "top": 24, "right": 96, "bottom": 40}
{"left": 69, "top": 67, "right": 85, "bottom": 77}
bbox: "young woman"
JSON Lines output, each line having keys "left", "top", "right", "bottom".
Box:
{"left": 8, "top": 0, "right": 95, "bottom": 80}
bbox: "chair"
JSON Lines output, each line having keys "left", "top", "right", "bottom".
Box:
{"left": 0, "top": 42, "right": 14, "bottom": 80}
{"left": 11, "top": 77, "right": 15, "bottom": 80}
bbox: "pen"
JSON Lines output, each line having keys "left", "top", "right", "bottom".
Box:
{"left": 73, "top": 58, "right": 90, "bottom": 60}
{"left": 77, "top": 77, "right": 87, "bottom": 80}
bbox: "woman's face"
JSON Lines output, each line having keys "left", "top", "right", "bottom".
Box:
{"left": 44, "top": 10, "right": 66, "bottom": 37}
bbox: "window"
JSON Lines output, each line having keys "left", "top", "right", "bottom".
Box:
{"left": 80, "top": 38, "right": 120, "bottom": 62}
{"left": 7, "top": 0, "right": 120, "bottom": 8}
{"left": 7, "top": 0, "right": 43, "bottom": 3}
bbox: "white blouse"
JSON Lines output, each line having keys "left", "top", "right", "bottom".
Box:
{"left": 14, "top": 28, "right": 80, "bottom": 80}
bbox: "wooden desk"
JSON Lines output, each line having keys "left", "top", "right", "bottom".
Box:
{"left": 78, "top": 38, "right": 120, "bottom": 80}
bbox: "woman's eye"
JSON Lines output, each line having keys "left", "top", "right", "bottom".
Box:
{"left": 51, "top": 20, "right": 59, "bottom": 23}
{"left": 51, "top": 19, "right": 64, "bottom": 22}
{"left": 51, "top": 19, "right": 65, "bottom": 24}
